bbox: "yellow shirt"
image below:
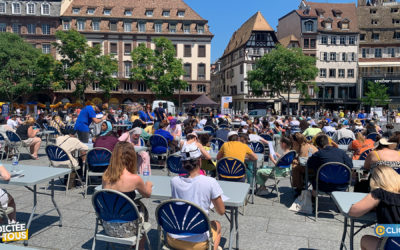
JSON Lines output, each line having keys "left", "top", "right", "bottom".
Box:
{"left": 219, "top": 141, "right": 253, "bottom": 163}
{"left": 145, "top": 125, "right": 153, "bottom": 134}
{"left": 339, "top": 112, "right": 344, "bottom": 118}
{"left": 130, "top": 115, "right": 139, "bottom": 122}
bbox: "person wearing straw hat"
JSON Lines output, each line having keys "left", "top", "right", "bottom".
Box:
{"left": 364, "top": 138, "right": 400, "bottom": 171}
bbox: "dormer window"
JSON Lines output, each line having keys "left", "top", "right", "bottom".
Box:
{"left": 72, "top": 8, "right": 80, "bottom": 14}
{"left": 371, "top": 19, "right": 378, "bottom": 25}
{"left": 41, "top": 3, "right": 50, "bottom": 15}
{"left": 197, "top": 24, "right": 204, "bottom": 34}
{"left": 27, "top": 3, "right": 35, "bottom": 14}
{"left": 0, "top": 3, "right": 5, "bottom": 14}
{"left": 169, "top": 23, "right": 176, "bottom": 33}
{"left": 323, "top": 19, "right": 332, "bottom": 29}
{"left": 145, "top": 9, "right": 153, "bottom": 17}
{"left": 162, "top": 10, "right": 170, "bottom": 17}
{"left": 183, "top": 24, "right": 190, "bottom": 34}
{"left": 332, "top": 9, "right": 342, "bottom": 18}
{"left": 177, "top": 10, "right": 185, "bottom": 17}
{"left": 103, "top": 9, "right": 111, "bottom": 15}
{"left": 316, "top": 9, "right": 325, "bottom": 18}
{"left": 304, "top": 20, "right": 313, "bottom": 32}
{"left": 338, "top": 19, "right": 350, "bottom": 30}
{"left": 87, "top": 8, "right": 95, "bottom": 14}
{"left": 124, "top": 9, "right": 132, "bottom": 16}
{"left": 12, "top": 2, "right": 21, "bottom": 14}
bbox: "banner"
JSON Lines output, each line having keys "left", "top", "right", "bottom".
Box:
{"left": 221, "top": 96, "right": 232, "bottom": 114}
{"left": 1, "top": 104, "right": 9, "bottom": 116}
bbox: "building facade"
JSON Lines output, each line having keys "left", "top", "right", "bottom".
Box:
{"left": 211, "top": 12, "right": 299, "bottom": 114}
{"left": 278, "top": 1, "right": 360, "bottom": 110}
{"left": 358, "top": 0, "right": 400, "bottom": 109}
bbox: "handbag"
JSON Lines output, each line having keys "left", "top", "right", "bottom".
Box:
{"left": 289, "top": 190, "right": 313, "bottom": 214}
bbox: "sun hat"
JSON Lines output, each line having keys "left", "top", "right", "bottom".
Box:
{"left": 240, "top": 121, "right": 247, "bottom": 126}
{"left": 354, "top": 119, "right": 362, "bottom": 125}
{"left": 228, "top": 131, "right": 238, "bottom": 138}
{"left": 181, "top": 143, "right": 202, "bottom": 161}
{"left": 377, "top": 138, "right": 395, "bottom": 146}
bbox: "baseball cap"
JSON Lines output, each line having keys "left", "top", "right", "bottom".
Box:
{"left": 181, "top": 143, "right": 202, "bottom": 161}
{"left": 170, "top": 119, "right": 177, "bottom": 127}
{"left": 228, "top": 131, "right": 238, "bottom": 138}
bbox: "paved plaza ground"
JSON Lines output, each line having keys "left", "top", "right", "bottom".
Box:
{"left": 1, "top": 144, "right": 375, "bottom": 250}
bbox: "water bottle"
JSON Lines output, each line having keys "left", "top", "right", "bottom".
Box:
{"left": 143, "top": 165, "right": 150, "bottom": 176}
{"left": 12, "top": 156, "right": 18, "bottom": 172}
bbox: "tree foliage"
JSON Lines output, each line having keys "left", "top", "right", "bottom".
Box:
{"left": 130, "top": 37, "right": 187, "bottom": 98}
{"left": 361, "top": 81, "right": 390, "bottom": 107}
{"left": 53, "top": 30, "right": 119, "bottom": 101}
{"left": 248, "top": 45, "right": 318, "bottom": 114}
{"left": 0, "top": 32, "right": 54, "bottom": 103}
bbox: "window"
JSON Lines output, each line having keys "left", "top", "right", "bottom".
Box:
{"left": 124, "top": 22, "right": 131, "bottom": 32}
{"left": 138, "top": 22, "right": 146, "bottom": 32}
{"left": 371, "top": 20, "right": 378, "bottom": 25}
{"left": 162, "top": 10, "right": 170, "bottom": 17}
{"left": 197, "top": 25, "right": 204, "bottom": 34}
{"left": 42, "top": 44, "right": 50, "bottom": 54}
{"left": 360, "top": 34, "right": 365, "bottom": 41}
{"left": 183, "top": 24, "right": 190, "bottom": 34}
{"left": 92, "top": 21, "right": 100, "bottom": 31}
{"left": 0, "top": 3, "right": 5, "bottom": 13}
{"left": 347, "top": 69, "right": 354, "bottom": 78}
{"left": 155, "top": 23, "right": 162, "bottom": 33}
{"left": 324, "top": 22, "right": 332, "bottom": 29}
{"left": 342, "top": 53, "right": 347, "bottom": 62}
{"left": 145, "top": 9, "right": 153, "bottom": 17}
{"left": 341, "top": 22, "right": 349, "bottom": 30}
{"left": 321, "top": 36, "right": 327, "bottom": 44}
{"left": 330, "top": 52, "right": 336, "bottom": 61}
{"left": 362, "top": 48, "right": 367, "bottom": 58}
{"left": 349, "top": 36, "right": 355, "bottom": 45}
{"left": 42, "top": 24, "right": 50, "bottom": 35}
{"left": 394, "top": 32, "right": 400, "bottom": 40}
{"left": 169, "top": 23, "right": 176, "bottom": 33}
{"left": 72, "top": 8, "right": 80, "bottom": 14}
{"left": 12, "top": 23, "right": 20, "bottom": 34}
{"left": 92, "top": 83, "right": 100, "bottom": 91}
{"left": 0, "top": 23, "right": 5, "bottom": 32}
{"left": 389, "top": 48, "right": 395, "bottom": 58}
{"left": 393, "top": 19, "right": 400, "bottom": 25}
{"left": 124, "top": 83, "right": 133, "bottom": 91}
{"left": 370, "top": 9, "right": 377, "bottom": 14}
{"left": 197, "top": 84, "right": 206, "bottom": 93}
{"left": 27, "top": 24, "right": 35, "bottom": 34}
{"left": 77, "top": 20, "right": 85, "bottom": 31}
{"left": 329, "top": 69, "right": 336, "bottom": 78}
{"left": 124, "top": 9, "right": 132, "bottom": 16}
{"left": 110, "top": 21, "right": 117, "bottom": 31}
{"left": 372, "top": 33, "right": 380, "bottom": 41}
{"left": 198, "top": 45, "right": 205, "bottom": 57}
{"left": 183, "top": 63, "right": 191, "bottom": 79}
{"left": 304, "top": 39, "right": 309, "bottom": 48}
{"left": 323, "top": 52, "right": 328, "bottom": 61}
{"left": 92, "top": 42, "right": 100, "bottom": 48}
{"left": 375, "top": 48, "right": 382, "bottom": 58}
{"left": 240, "top": 64, "right": 244, "bottom": 74}
{"left": 110, "top": 43, "right": 117, "bottom": 55}
{"left": 310, "top": 39, "right": 316, "bottom": 48}
{"left": 124, "top": 43, "right": 131, "bottom": 55}
{"left": 41, "top": 3, "right": 50, "bottom": 15}
{"left": 124, "top": 61, "right": 132, "bottom": 78}
{"left": 331, "top": 36, "right": 336, "bottom": 45}
{"left": 173, "top": 44, "right": 177, "bottom": 56}
{"left": 198, "top": 64, "right": 205, "bottom": 80}
{"left": 305, "top": 21, "right": 313, "bottom": 32}
{"left": 319, "top": 68, "right": 326, "bottom": 78}
{"left": 102, "top": 8, "right": 110, "bottom": 15}
{"left": 12, "top": 2, "right": 20, "bottom": 14}
{"left": 63, "top": 20, "right": 70, "bottom": 30}
{"left": 87, "top": 8, "right": 95, "bottom": 14}
{"left": 184, "top": 45, "right": 191, "bottom": 57}
{"left": 185, "top": 84, "right": 192, "bottom": 92}
{"left": 338, "top": 69, "right": 345, "bottom": 78}
{"left": 27, "top": 3, "right": 35, "bottom": 14}
{"left": 138, "top": 83, "right": 147, "bottom": 92}
{"left": 177, "top": 10, "right": 185, "bottom": 17}
{"left": 351, "top": 52, "right": 356, "bottom": 61}
{"left": 392, "top": 8, "right": 399, "bottom": 13}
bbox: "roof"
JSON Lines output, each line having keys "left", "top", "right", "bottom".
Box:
{"left": 222, "top": 11, "right": 274, "bottom": 57}
{"left": 297, "top": 1, "right": 358, "bottom": 33}
{"left": 62, "top": 0, "right": 206, "bottom": 21}
{"left": 188, "top": 94, "right": 218, "bottom": 106}
{"left": 279, "top": 34, "right": 300, "bottom": 48}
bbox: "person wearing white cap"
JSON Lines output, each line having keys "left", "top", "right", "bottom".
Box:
{"left": 168, "top": 140, "right": 225, "bottom": 250}
{"left": 364, "top": 138, "right": 400, "bottom": 171}
{"left": 216, "top": 131, "right": 257, "bottom": 164}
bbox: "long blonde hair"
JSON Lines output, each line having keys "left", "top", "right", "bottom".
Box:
{"left": 370, "top": 165, "right": 400, "bottom": 194}
{"left": 355, "top": 132, "right": 365, "bottom": 144}
{"left": 103, "top": 142, "right": 137, "bottom": 184}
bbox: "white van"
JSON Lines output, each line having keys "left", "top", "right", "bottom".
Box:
{"left": 152, "top": 100, "right": 176, "bottom": 115}
{"left": 248, "top": 109, "right": 267, "bottom": 118}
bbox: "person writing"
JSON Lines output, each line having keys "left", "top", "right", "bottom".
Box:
{"left": 168, "top": 146, "right": 225, "bottom": 250}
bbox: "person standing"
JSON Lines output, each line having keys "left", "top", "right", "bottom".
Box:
{"left": 74, "top": 104, "right": 107, "bottom": 143}
{"left": 153, "top": 102, "right": 166, "bottom": 130}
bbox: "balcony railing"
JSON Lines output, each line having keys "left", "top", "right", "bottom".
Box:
{"left": 360, "top": 72, "right": 400, "bottom": 78}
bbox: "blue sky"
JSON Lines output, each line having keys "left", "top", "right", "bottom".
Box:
{"left": 185, "top": 0, "right": 357, "bottom": 62}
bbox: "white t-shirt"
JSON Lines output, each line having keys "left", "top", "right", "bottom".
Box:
{"left": 6, "top": 119, "right": 18, "bottom": 130}
{"left": 322, "top": 126, "right": 336, "bottom": 133}
{"left": 170, "top": 175, "right": 223, "bottom": 242}
{"left": 249, "top": 134, "right": 263, "bottom": 143}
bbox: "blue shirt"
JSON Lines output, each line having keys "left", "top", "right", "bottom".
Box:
{"left": 139, "top": 110, "right": 154, "bottom": 122}
{"left": 358, "top": 113, "right": 366, "bottom": 125}
{"left": 74, "top": 105, "right": 97, "bottom": 132}
{"left": 154, "top": 129, "right": 173, "bottom": 142}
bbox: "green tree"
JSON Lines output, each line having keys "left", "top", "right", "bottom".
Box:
{"left": 361, "top": 81, "right": 390, "bottom": 107}
{"left": 248, "top": 45, "right": 318, "bottom": 115}
{"left": 53, "top": 30, "right": 119, "bottom": 101}
{"left": 0, "top": 32, "right": 53, "bottom": 106}
{"left": 130, "top": 37, "right": 187, "bottom": 105}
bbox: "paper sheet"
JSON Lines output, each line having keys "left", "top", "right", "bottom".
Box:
{"left": 210, "top": 194, "right": 230, "bottom": 209}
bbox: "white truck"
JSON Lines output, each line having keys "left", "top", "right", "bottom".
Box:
{"left": 152, "top": 100, "right": 176, "bottom": 115}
